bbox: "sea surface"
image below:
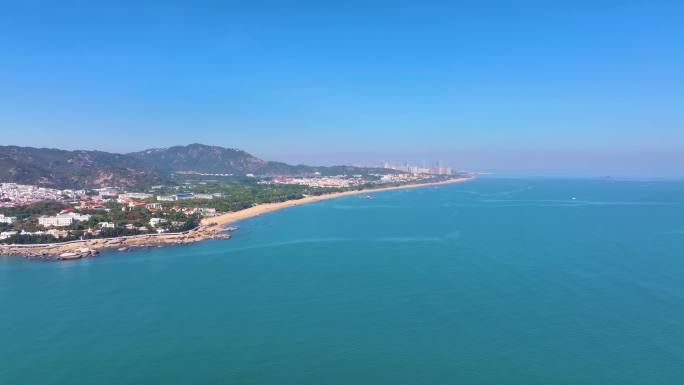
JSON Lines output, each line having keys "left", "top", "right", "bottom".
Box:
{"left": 2, "top": 178, "right": 684, "bottom": 385}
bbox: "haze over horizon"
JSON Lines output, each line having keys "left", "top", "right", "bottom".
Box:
{"left": 2, "top": 1, "right": 682, "bottom": 177}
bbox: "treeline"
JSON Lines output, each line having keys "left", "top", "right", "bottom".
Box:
{"left": 0, "top": 201, "right": 67, "bottom": 219}
{"left": 0, "top": 233, "right": 79, "bottom": 245}
{"left": 83, "top": 228, "right": 144, "bottom": 238}
{"left": 161, "top": 182, "right": 334, "bottom": 212}
{"left": 169, "top": 216, "right": 200, "bottom": 232}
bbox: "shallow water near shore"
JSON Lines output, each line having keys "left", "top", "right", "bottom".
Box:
{"left": 2, "top": 178, "right": 684, "bottom": 384}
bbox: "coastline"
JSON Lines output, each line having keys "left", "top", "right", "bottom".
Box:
{"left": 202, "top": 176, "right": 472, "bottom": 228}
{"left": 0, "top": 176, "right": 471, "bottom": 259}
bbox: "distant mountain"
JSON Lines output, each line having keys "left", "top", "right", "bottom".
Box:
{"left": 128, "top": 144, "right": 267, "bottom": 174}
{"left": 0, "top": 144, "right": 396, "bottom": 188}
{"left": 0, "top": 146, "right": 165, "bottom": 189}
{"left": 129, "top": 143, "right": 393, "bottom": 177}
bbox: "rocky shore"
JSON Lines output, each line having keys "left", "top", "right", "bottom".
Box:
{"left": 0, "top": 224, "right": 235, "bottom": 260}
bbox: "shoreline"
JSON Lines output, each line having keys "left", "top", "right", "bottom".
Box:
{"left": 202, "top": 176, "right": 472, "bottom": 228}
{"left": 0, "top": 176, "right": 471, "bottom": 259}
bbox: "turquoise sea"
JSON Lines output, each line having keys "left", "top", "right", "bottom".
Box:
{"left": 2, "top": 178, "right": 684, "bottom": 384}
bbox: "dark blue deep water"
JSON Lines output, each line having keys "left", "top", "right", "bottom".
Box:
{"left": 2, "top": 178, "right": 684, "bottom": 384}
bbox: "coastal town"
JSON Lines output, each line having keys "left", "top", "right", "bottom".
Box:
{"left": 0, "top": 167, "right": 467, "bottom": 259}
{"left": 262, "top": 172, "right": 429, "bottom": 188}
{"left": 0, "top": 183, "right": 218, "bottom": 243}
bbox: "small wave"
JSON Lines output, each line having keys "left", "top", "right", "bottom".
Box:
{"left": 382, "top": 231, "right": 460, "bottom": 243}
{"left": 326, "top": 204, "right": 413, "bottom": 210}
{"left": 222, "top": 232, "right": 462, "bottom": 253}
{"left": 477, "top": 187, "right": 534, "bottom": 197}
{"left": 481, "top": 199, "right": 680, "bottom": 206}
{"left": 442, "top": 202, "right": 585, "bottom": 208}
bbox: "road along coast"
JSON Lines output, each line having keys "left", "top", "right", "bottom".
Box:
{"left": 1, "top": 177, "right": 471, "bottom": 260}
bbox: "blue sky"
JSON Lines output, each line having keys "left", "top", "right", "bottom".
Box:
{"left": 1, "top": 1, "right": 682, "bottom": 176}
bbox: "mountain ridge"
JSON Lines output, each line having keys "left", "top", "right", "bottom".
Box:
{"left": 0, "top": 144, "right": 394, "bottom": 188}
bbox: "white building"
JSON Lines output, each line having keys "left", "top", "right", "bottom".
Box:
{"left": 193, "top": 193, "right": 214, "bottom": 200}
{"left": 149, "top": 218, "right": 167, "bottom": 227}
{"left": 46, "top": 229, "right": 69, "bottom": 238}
{"left": 39, "top": 216, "right": 74, "bottom": 227}
{"left": 197, "top": 207, "right": 217, "bottom": 217}
{"left": 117, "top": 192, "right": 153, "bottom": 203}
{"left": 98, "top": 222, "right": 116, "bottom": 228}
{"left": 0, "top": 214, "right": 17, "bottom": 224}
{"left": 0, "top": 231, "right": 17, "bottom": 240}
{"left": 38, "top": 212, "right": 92, "bottom": 227}
{"left": 95, "top": 187, "right": 121, "bottom": 197}
{"left": 157, "top": 195, "right": 177, "bottom": 202}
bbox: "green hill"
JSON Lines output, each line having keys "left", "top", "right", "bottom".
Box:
{"left": 0, "top": 144, "right": 397, "bottom": 188}
{"left": 0, "top": 146, "right": 164, "bottom": 189}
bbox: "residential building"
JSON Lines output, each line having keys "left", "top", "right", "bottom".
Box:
{"left": 0, "top": 214, "right": 17, "bottom": 224}
{"left": 193, "top": 193, "right": 214, "bottom": 200}
{"left": 39, "top": 216, "right": 73, "bottom": 227}
{"left": 46, "top": 229, "right": 69, "bottom": 238}
{"left": 149, "top": 218, "right": 167, "bottom": 227}
{"left": 128, "top": 201, "right": 148, "bottom": 209}
{"left": 197, "top": 207, "right": 217, "bottom": 216}
{"left": 0, "top": 231, "right": 18, "bottom": 240}
{"left": 38, "top": 212, "right": 91, "bottom": 227}
{"left": 118, "top": 192, "right": 153, "bottom": 202}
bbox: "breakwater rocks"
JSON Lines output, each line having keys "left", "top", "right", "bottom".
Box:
{"left": 0, "top": 225, "right": 232, "bottom": 260}
{"left": 58, "top": 248, "right": 99, "bottom": 260}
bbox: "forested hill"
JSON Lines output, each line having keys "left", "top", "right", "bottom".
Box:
{"left": 127, "top": 144, "right": 267, "bottom": 174}
{"left": 0, "top": 144, "right": 395, "bottom": 188}
{"left": 0, "top": 146, "right": 164, "bottom": 189}
{"left": 129, "top": 144, "right": 393, "bottom": 177}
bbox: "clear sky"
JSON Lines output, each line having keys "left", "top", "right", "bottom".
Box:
{"left": 1, "top": 1, "right": 682, "bottom": 176}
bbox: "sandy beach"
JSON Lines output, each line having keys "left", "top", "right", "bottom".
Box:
{"left": 203, "top": 176, "right": 472, "bottom": 227}
{"left": 1, "top": 176, "right": 471, "bottom": 259}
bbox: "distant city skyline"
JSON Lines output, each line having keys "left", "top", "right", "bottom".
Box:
{"left": 1, "top": 1, "right": 683, "bottom": 177}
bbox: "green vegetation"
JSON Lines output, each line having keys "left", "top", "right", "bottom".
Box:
{"left": 1, "top": 233, "right": 79, "bottom": 244}
{"left": 0, "top": 202, "right": 69, "bottom": 233}
{"left": 0, "top": 143, "right": 406, "bottom": 189}
{"left": 0, "top": 203, "right": 199, "bottom": 244}
{"left": 0, "top": 201, "right": 67, "bottom": 220}
{"left": 0, "top": 145, "right": 164, "bottom": 189}
{"left": 1, "top": 167, "right": 464, "bottom": 245}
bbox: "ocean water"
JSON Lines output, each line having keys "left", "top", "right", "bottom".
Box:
{"left": 2, "top": 178, "right": 684, "bottom": 385}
